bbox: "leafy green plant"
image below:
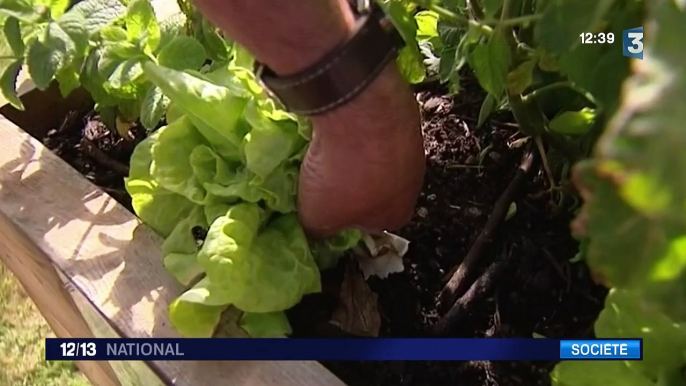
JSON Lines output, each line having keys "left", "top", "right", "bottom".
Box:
{"left": 175, "top": 0, "right": 232, "bottom": 62}
{"left": 3, "top": 0, "right": 683, "bottom": 376}
{"left": 0, "top": 0, "right": 232, "bottom": 134}
{"left": 125, "top": 48, "right": 361, "bottom": 337}
{"left": 0, "top": 0, "right": 127, "bottom": 109}
{"left": 551, "top": 1, "right": 686, "bottom": 384}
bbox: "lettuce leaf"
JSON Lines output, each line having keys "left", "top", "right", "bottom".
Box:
{"left": 125, "top": 130, "right": 198, "bottom": 237}
{"left": 197, "top": 203, "right": 320, "bottom": 313}
{"left": 128, "top": 61, "right": 360, "bottom": 338}
{"left": 239, "top": 312, "right": 292, "bottom": 338}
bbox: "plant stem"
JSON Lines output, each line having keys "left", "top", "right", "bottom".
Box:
{"left": 419, "top": 2, "right": 493, "bottom": 35}
{"left": 523, "top": 81, "right": 571, "bottom": 99}
{"left": 516, "top": 42, "right": 536, "bottom": 54}
{"left": 484, "top": 13, "right": 542, "bottom": 26}
{"left": 439, "top": 150, "right": 535, "bottom": 309}
{"left": 415, "top": 0, "right": 542, "bottom": 36}
{"left": 467, "top": 0, "right": 484, "bottom": 20}
{"left": 500, "top": 0, "right": 514, "bottom": 24}
{"left": 0, "top": 56, "right": 20, "bottom": 60}
{"left": 431, "top": 249, "right": 516, "bottom": 335}
{"left": 534, "top": 135, "right": 556, "bottom": 191}
{"left": 522, "top": 81, "right": 599, "bottom": 107}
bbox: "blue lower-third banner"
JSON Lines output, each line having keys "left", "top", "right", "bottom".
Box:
{"left": 45, "top": 338, "right": 642, "bottom": 361}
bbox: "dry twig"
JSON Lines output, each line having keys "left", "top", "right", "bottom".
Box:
{"left": 439, "top": 149, "right": 535, "bottom": 308}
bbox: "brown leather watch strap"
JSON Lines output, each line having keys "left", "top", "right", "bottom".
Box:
{"left": 255, "top": 4, "right": 404, "bottom": 116}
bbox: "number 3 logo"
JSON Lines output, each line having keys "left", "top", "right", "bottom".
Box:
{"left": 623, "top": 27, "right": 644, "bottom": 59}
{"left": 627, "top": 32, "right": 643, "bottom": 53}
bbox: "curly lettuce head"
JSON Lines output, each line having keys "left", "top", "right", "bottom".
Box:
{"left": 126, "top": 60, "right": 356, "bottom": 338}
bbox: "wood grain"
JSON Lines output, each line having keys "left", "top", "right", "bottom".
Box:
{"left": 0, "top": 210, "right": 121, "bottom": 386}
{"left": 59, "top": 269, "right": 167, "bottom": 386}
{"left": 0, "top": 99, "right": 344, "bottom": 386}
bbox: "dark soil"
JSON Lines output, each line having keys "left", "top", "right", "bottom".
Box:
{"left": 42, "top": 110, "right": 147, "bottom": 211}
{"left": 38, "top": 76, "right": 607, "bottom": 386}
{"left": 288, "top": 78, "right": 608, "bottom": 386}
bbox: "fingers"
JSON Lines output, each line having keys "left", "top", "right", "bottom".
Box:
{"left": 296, "top": 149, "right": 425, "bottom": 239}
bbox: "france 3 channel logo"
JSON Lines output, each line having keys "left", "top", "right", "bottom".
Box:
{"left": 623, "top": 27, "right": 644, "bottom": 60}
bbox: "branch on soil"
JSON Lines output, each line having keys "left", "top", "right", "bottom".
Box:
{"left": 430, "top": 249, "right": 517, "bottom": 335}
{"left": 80, "top": 138, "right": 130, "bottom": 177}
{"left": 534, "top": 135, "right": 556, "bottom": 191}
{"left": 439, "top": 149, "right": 535, "bottom": 309}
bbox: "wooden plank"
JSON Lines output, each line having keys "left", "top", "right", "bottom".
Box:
{"left": 0, "top": 105, "right": 344, "bottom": 386}
{"left": 60, "top": 270, "right": 167, "bottom": 386}
{"left": 0, "top": 210, "right": 121, "bottom": 386}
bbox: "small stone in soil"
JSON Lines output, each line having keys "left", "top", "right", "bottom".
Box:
{"left": 417, "top": 207, "right": 429, "bottom": 218}
{"left": 464, "top": 206, "right": 482, "bottom": 218}
{"left": 422, "top": 97, "right": 445, "bottom": 112}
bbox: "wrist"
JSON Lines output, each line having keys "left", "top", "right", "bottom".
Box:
{"left": 311, "top": 62, "right": 421, "bottom": 142}
{"left": 193, "top": 0, "right": 355, "bottom": 75}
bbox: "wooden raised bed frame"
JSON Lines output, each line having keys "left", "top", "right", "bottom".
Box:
{"left": 0, "top": 5, "right": 345, "bottom": 385}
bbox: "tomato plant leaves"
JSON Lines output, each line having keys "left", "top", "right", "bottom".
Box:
{"left": 477, "top": 93, "right": 497, "bottom": 128}
{"left": 125, "top": 0, "right": 160, "bottom": 54}
{"left": 0, "top": 0, "right": 40, "bottom": 22}
{"left": 549, "top": 108, "right": 595, "bottom": 135}
{"left": 570, "top": 1, "right": 686, "bottom": 357}
{"left": 481, "top": 0, "right": 504, "bottom": 18}
{"left": 507, "top": 58, "right": 537, "bottom": 95}
{"left": 157, "top": 35, "right": 206, "bottom": 71}
{"left": 415, "top": 10, "right": 441, "bottom": 51}
{"left": 384, "top": 0, "right": 426, "bottom": 83}
{"left": 469, "top": 32, "right": 511, "bottom": 98}
{"left": 535, "top": 0, "right": 616, "bottom": 53}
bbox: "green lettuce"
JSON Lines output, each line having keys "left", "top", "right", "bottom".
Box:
{"left": 126, "top": 58, "right": 354, "bottom": 338}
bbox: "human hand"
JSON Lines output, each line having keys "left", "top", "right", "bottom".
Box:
{"left": 191, "top": 0, "right": 425, "bottom": 237}
{"left": 298, "top": 63, "right": 426, "bottom": 238}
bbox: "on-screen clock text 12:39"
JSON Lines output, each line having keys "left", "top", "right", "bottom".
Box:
{"left": 579, "top": 32, "right": 615, "bottom": 44}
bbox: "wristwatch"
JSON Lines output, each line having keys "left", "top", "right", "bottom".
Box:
{"left": 254, "top": 0, "right": 405, "bottom": 116}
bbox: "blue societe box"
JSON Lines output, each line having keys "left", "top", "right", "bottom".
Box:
{"left": 560, "top": 339, "right": 642, "bottom": 360}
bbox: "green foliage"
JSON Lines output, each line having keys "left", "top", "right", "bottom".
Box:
{"left": 239, "top": 312, "right": 293, "bottom": 338}
{"left": 2, "top": 0, "right": 680, "bottom": 368}
{"left": 125, "top": 56, "right": 361, "bottom": 337}
{"left": 562, "top": 7, "right": 686, "bottom": 380}
{"left": 0, "top": 0, "right": 128, "bottom": 111}
{"left": 549, "top": 108, "right": 595, "bottom": 135}
{"left": 507, "top": 58, "right": 536, "bottom": 95}
{"left": 0, "top": 0, "right": 223, "bottom": 130}
{"left": 535, "top": 0, "right": 616, "bottom": 53}
{"left": 382, "top": 0, "right": 427, "bottom": 83}
{"left": 412, "top": 0, "right": 686, "bottom": 384}
{"left": 175, "top": 0, "right": 231, "bottom": 62}
{"left": 469, "top": 31, "right": 511, "bottom": 98}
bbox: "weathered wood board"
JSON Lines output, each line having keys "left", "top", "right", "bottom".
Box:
{"left": 0, "top": 1, "right": 345, "bottom": 385}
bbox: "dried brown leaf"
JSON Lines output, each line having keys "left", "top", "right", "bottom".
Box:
{"left": 330, "top": 261, "right": 381, "bottom": 337}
